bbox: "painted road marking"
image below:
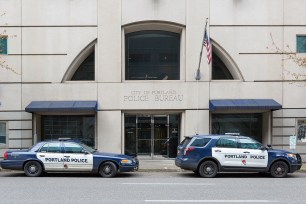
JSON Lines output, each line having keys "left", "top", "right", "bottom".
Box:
{"left": 122, "top": 183, "right": 215, "bottom": 185}
{"left": 145, "top": 200, "right": 278, "bottom": 203}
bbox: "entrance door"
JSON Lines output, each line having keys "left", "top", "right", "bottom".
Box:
{"left": 153, "top": 116, "right": 168, "bottom": 157}
{"left": 137, "top": 116, "right": 152, "bottom": 156}
{"left": 125, "top": 114, "right": 180, "bottom": 158}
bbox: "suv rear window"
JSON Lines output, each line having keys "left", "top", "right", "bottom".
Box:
{"left": 179, "top": 137, "right": 192, "bottom": 147}
{"left": 190, "top": 138, "right": 211, "bottom": 147}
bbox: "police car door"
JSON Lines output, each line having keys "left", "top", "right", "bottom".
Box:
{"left": 37, "top": 142, "right": 64, "bottom": 171}
{"left": 238, "top": 137, "right": 268, "bottom": 168}
{"left": 212, "top": 137, "right": 242, "bottom": 167}
{"left": 62, "top": 142, "right": 93, "bottom": 171}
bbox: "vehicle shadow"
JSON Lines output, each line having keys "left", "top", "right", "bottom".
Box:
{"left": 0, "top": 171, "right": 138, "bottom": 178}
{"left": 178, "top": 171, "right": 300, "bottom": 178}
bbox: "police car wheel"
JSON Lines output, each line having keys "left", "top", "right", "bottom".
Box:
{"left": 99, "top": 162, "right": 118, "bottom": 178}
{"left": 199, "top": 161, "right": 218, "bottom": 178}
{"left": 24, "top": 161, "right": 43, "bottom": 177}
{"left": 270, "top": 161, "right": 288, "bottom": 178}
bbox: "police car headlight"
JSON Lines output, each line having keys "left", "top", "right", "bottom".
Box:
{"left": 287, "top": 153, "right": 297, "bottom": 159}
{"left": 121, "top": 159, "right": 132, "bottom": 164}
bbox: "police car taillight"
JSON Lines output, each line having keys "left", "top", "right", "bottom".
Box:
{"left": 3, "top": 152, "right": 8, "bottom": 160}
{"left": 184, "top": 147, "right": 195, "bottom": 156}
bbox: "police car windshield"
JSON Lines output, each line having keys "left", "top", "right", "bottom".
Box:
{"left": 79, "top": 143, "right": 96, "bottom": 153}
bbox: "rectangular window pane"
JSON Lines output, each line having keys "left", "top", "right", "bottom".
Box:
{"left": 297, "top": 36, "right": 306, "bottom": 53}
{"left": 0, "top": 123, "right": 6, "bottom": 144}
{"left": 0, "top": 36, "right": 7, "bottom": 54}
{"left": 126, "top": 31, "right": 180, "bottom": 80}
{"left": 212, "top": 114, "right": 263, "bottom": 142}
{"left": 42, "top": 115, "right": 95, "bottom": 147}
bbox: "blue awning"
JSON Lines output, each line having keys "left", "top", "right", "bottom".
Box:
{"left": 209, "top": 99, "right": 282, "bottom": 111}
{"left": 25, "top": 101, "right": 98, "bottom": 113}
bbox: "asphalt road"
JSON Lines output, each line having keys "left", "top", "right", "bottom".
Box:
{"left": 0, "top": 171, "right": 306, "bottom": 204}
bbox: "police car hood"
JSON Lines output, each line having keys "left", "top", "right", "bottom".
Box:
{"left": 267, "top": 148, "right": 291, "bottom": 154}
{"left": 93, "top": 151, "right": 132, "bottom": 159}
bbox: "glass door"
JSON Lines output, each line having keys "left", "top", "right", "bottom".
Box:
{"left": 153, "top": 116, "right": 168, "bottom": 157}
{"left": 124, "top": 114, "right": 180, "bottom": 158}
{"left": 137, "top": 116, "right": 152, "bottom": 156}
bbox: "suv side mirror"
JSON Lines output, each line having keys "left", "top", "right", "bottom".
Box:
{"left": 259, "top": 146, "right": 266, "bottom": 151}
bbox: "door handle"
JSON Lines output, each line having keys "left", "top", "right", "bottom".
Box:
{"left": 64, "top": 156, "right": 70, "bottom": 158}
{"left": 243, "top": 151, "right": 250, "bottom": 154}
{"left": 39, "top": 155, "right": 45, "bottom": 157}
{"left": 215, "top": 150, "right": 222, "bottom": 152}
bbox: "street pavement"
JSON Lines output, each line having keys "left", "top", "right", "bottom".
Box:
{"left": 1, "top": 171, "right": 306, "bottom": 203}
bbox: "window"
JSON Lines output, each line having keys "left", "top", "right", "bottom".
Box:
{"left": 190, "top": 138, "right": 211, "bottom": 147}
{"left": 212, "top": 114, "right": 263, "bottom": 142}
{"left": 0, "top": 123, "right": 6, "bottom": 144}
{"left": 63, "top": 142, "right": 84, "bottom": 153}
{"left": 212, "top": 53, "right": 234, "bottom": 80}
{"left": 297, "top": 36, "right": 306, "bottom": 53}
{"left": 71, "top": 51, "right": 95, "bottom": 80}
{"left": 39, "top": 143, "right": 61, "bottom": 153}
{"left": 0, "top": 35, "right": 7, "bottom": 54}
{"left": 42, "top": 115, "right": 95, "bottom": 147}
{"left": 216, "top": 138, "right": 237, "bottom": 148}
{"left": 125, "top": 31, "right": 180, "bottom": 80}
{"left": 238, "top": 138, "right": 261, "bottom": 149}
{"left": 297, "top": 119, "right": 306, "bottom": 142}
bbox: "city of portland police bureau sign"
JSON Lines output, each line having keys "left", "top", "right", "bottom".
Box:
{"left": 123, "top": 90, "right": 183, "bottom": 102}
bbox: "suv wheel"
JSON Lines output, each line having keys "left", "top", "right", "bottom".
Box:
{"left": 270, "top": 161, "right": 288, "bottom": 178}
{"left": 199, "top": 161, "right": 218, "bottom": 178}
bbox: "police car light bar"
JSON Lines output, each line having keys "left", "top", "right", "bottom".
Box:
{"left": 58, "top": 138, "right": 72, "bottom": 141}
{"left": 225, "top": 133, "right": 240, "bottom": 136}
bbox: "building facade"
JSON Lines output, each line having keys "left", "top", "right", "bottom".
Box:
{"left": 0, "top": 0, "right": 306, "bottom": 161}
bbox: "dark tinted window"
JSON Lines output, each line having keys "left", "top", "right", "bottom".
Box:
{"left": 39, "top": 143, "right": 61, "bottom": 153}
{"left": 212, "top": 53, "right": 233, "bottom": 80}
{"left": 216, "top": 138, "right": 237, "bottom": 148}
{"left": 238, "top": 138, "right": 262, "bottom": 149}
{"left": 179, "top": 137, "right": 192, "bottom": 148}
{"left": 190, "top": 138, "right": 211, "bottom": 147}
{"left": 126, "top": 31, "right": 180, "bottom": 80}
{"left": 64, "top": 142, "right": 84, "bottom": 153}
{"left": 71, "top": 51, "right": 95, "bottom": 80}
{"left": 0, "top": 35, "right": 7, "bottom": 54}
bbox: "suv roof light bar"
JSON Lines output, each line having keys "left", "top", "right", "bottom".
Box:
{"left": 225, "top": 133, "right": 240, "bottom": 136}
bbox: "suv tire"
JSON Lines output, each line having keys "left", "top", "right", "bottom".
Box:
{"left": 270, "top": 161, "right": 288, "bottom": 178}
{"left": 199, "top": 161, "right": 218, "bottom": 178}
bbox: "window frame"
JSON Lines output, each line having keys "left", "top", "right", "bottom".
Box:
{"left": 296, "top": 118, "right": 306, "bottom": 143}
{"left": 0, "top": 35, "right": 8, "bottom": 55}
{"left": 125, "top": 30, "right": 181, "bottom": 81}
{"left": 0, "top": 122, "right": 8, "bottom": 147}
{"left": 296, "top": 35, "right": 306, "bottom": 53}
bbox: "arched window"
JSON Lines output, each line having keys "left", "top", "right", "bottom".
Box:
{"left": 71, "top": 51, "right": 95, "bottom": 81}
{"left": 62, "top": 40, "right": 96, "bottom": 82}
{"left": 125, "top": 30, "right": 180, "bottom": 80}
{"left": 211, "top": 41, "right": 244, "bottom": 81}
{"left": 212, "top": 52, "right": 233, "bottom": 80}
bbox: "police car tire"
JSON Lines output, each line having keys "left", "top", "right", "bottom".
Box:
{"left": 270, "top": 161, "right": 289, "bottom": 178}
{"left": 24, "top": 161, "right": 43, "bottom": 177}
{"left": 199, "top": 161, "right": 218, "bottom": 178}
{"left": 99, "top": 162, "right": 118, "bottom": 178}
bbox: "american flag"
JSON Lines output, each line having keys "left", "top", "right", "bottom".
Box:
{"left": 203, "top": 23, "right": 212, "bottom": 64}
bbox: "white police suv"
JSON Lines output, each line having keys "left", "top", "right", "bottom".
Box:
{"left": 1, "top": 139, "right": 138, "bottom": 177}
{"left": 175, "top": 134, "right": 302, "bottom": 178}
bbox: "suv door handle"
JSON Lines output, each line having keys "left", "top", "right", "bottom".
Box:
{"left": 215, "top": 150, "right": 222, "bottom": 152}
{"left": 243, "top": 151, "right": 250, "bottom": 154}
{"left": 64, "top": 156, "right": 70, "bottom": 158}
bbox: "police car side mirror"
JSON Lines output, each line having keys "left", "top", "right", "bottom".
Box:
{"left": 81, "top": 149, "right": 89, "bottom": 155}
{"left": 259, "top": 146, "right": 267, "bottom": 151}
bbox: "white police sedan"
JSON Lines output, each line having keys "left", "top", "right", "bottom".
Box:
{"left": 1, "top": 139, "right": 138, "bottom": 177}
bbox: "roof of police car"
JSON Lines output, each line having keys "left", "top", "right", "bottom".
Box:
{"left": 185, "top": 134, "right": 249, "bottom": 139}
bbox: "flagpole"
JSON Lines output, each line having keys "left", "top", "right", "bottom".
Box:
{"left": 195, "top": 18, "right": 208, "bottom": 80}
